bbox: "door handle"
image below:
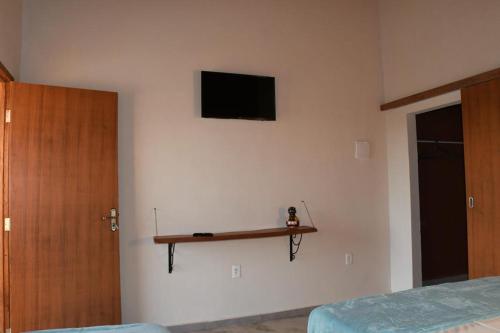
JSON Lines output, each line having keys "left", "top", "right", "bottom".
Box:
{"left": 102, "top": 208, "right": 119, "bottom": 231}
{"left": 468, "top": 196, "right": 474, "bottom": 208}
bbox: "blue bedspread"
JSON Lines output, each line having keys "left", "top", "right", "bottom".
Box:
{"left": 308, "top": 277, "right": 500, "bottom": 333}
{"left": 30, "top": 324, "right": 169, "bottom": 333}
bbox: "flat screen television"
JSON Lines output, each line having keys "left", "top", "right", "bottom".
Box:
{"left": 201, "top": 71, "right": 276, "bottom": 121}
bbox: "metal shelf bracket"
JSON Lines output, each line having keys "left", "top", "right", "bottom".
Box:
{"left": 168, "top": 243, "right": 175, "bottom": 273}
{"left": 289, "top": 234, "right": 303, "bottom": 262}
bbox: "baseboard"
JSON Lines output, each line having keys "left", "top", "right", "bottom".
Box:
{"left": 167, "top": 306, "right": 316, "bottom": 333}
{"left": 422, "top": 274, "right": 468, "bottom": 286}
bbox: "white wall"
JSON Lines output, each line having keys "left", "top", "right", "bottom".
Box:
{"left": 20, "top": 0, "right": 390, "bottom": 326}
{"left": 0, "top": 0, "right": 22, "bottom": 78}
{"left": 379, "top": 0, "right": 500, "bottom": 101}
{"left": 379, "top": 0, "right": 500, "bottom": 291}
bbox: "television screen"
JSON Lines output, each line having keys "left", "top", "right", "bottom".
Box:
{"left": 201, "top": 71, "right": 276, "bottom": 121}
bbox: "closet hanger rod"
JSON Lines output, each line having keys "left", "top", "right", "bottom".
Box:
{"left": 417, "top": 139, "right": 463, "bottom": 144}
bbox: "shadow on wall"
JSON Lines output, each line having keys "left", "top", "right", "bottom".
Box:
{"left": 193, "top": 71, "right": 201, "bottom": 118}
{"left": 116, "top": 90, "right": 141, "bottom": 320}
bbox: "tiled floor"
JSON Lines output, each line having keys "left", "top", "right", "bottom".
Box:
{"left": 191, "top": 316, "right": 308, "bottom": 333}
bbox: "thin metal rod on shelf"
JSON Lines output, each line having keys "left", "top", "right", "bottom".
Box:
{"left": 154, "top": 208, "right": 159, "bottom": 236}
{"left": 417, "top": 139, "right": 464, "bottom": 145}
{"left": 301, "top": 200, "right": 316, "bottom": 228}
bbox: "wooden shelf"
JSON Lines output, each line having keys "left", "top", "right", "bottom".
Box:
{"left": 153, "top": 226, "right": 317, "bottom": 244}
{"left": 153, "top": 226, "right": 318, "bottom": 273}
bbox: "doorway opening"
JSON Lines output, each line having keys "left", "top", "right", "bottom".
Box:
{"left": 416, "top": 104, "right": 468, "bottom": 286}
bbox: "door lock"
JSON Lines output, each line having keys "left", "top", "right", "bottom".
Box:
{"left": 102, "top": 208, "right": 119, "bottom": 231}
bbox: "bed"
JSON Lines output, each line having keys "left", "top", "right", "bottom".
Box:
{"left": 308, "top": 277, "right": 500, "bottom": 333}
{"left": 29, "top": 324, "right": 169, "bottom": 333}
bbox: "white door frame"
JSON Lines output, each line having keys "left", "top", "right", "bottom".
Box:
{"left": 384, "top": 91, "right": 461, "bottom": 291}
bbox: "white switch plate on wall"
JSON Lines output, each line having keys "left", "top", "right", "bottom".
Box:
{"left": 232, "top": 265, "right": 241, "bottom": 278}
{"left": 355, "top": 140, "right": 370, "bottom": 160}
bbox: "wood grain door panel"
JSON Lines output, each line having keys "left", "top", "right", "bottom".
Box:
{"left": 0, "top": 82, "right": 5, "bottom": 333}
{"left": 462, "top": 79, "right": 500, "bottom": 278}
{"left": 7, "top": 83, "right": 120, "bottom": 332}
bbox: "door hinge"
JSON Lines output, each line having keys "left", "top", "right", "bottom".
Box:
{"left": 468, "top": 196, "right": 474, "bottom": 208}
{"left": 4, "top": 218, "right": 11, "bottom": 232}
{"left": 5, "top": 109, "right": 11, "bottom": 123}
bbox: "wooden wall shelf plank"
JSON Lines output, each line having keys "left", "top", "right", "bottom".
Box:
{"left": 153, "top": 226, "right": 317, "bottom": 244}
{"left": 380, "top": 66, "right": 500, "bottom": 111}
{"left": 153, "top": 226, "right": 318, "bottom": 273}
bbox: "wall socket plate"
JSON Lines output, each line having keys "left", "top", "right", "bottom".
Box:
{"left": 345, "top": 253, "right": 353, "bottom": 265}
{"left": 232, "top": 265, "right": 241, "bottom": 278}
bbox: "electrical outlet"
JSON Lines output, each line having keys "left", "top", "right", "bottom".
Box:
{"left": 232, "top": 265, "right": 241, "bottom": 278}
{"left": 345, "top": 253, "right": 353, "bottom": 265}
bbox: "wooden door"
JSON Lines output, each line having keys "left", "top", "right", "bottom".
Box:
{"left": 6, "top": 82, "right": 121, "bottom": 332}
{"left": 462, "top": 78, "right": 500, "bottom": 278}
{"left": 0, "top": 82, "right": 6, "bottom": 333}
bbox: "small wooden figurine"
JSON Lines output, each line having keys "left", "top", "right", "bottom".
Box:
{"left": 286, "top": 206, "right": 300, "bottom": 227}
